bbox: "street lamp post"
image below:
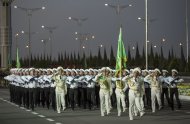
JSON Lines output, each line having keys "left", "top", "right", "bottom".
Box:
{"left": 145, "top": 0, "right": 149, "bottom": 70}
{"left": 41, "top": 25, "right": 57, "bottom": 60}
{"left": 41, "top": 39, "right": 48, "bottom": 58}
{"left": 14, "top": 5, "right": 45, "bottom": 67}
{"left": 21, "top": 30, "right": 38, "bottom": 66}
{"left": 185, "top": 0, "right": 189, "bottom": 63}
{"left": 138, "top": 16, "right": 157, "bottom": 69}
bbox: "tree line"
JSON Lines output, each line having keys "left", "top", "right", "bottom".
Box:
{"left": 1, "top": 44, "right": 189, "bottom": 73}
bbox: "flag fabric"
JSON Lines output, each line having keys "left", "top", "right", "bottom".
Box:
{"left": 115, "top": 27, "right": 127, "bottom": 76}
{"left": 16, "top": 48, "right": 21, "bottom": 68}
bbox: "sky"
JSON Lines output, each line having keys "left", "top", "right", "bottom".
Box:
{"left": 2, "top": 0, "right": 190, "bottom": 60}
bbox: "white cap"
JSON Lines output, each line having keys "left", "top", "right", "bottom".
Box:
{"left": 143, "top": 69, "right": 149, "bottom": 73}
{"left": 154, "top": 68, "right": 161, "bottom": 74}
{"left": 124, "top": 69, "right": 129, "bottom": 73}
{"left": 162, "top": 69, "right": 168, "bottom": 73}
{"left": 172, "top": 69, "right": 178, "bottom": 74}
{"left": 101, "top": 67, "right": 106, "bottom": 71}
{"left": 72, "top": 69, "right": 77, "bottom": 74}
{"left": 57, "top": 66, "right": 63, "bottom": 71}
{"left": 133, "top": 67, "right": 141, "bottom": 73}
{"left": 106, "top": 67, "right": 112, "bottom": 72}
{"left": 29, "top": 68, "right": 35, "bottom": 71}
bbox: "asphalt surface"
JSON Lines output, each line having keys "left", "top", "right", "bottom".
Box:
{"left": 0, "top": 89, "right": 190, "bottom": 124}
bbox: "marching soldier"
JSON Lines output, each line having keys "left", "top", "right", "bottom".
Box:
{"left": 160, "top": 70, "right": 171, "bottom": 107}
{"left": 67, "top": 69, "right": 79, "bottom": 110}
{"left": 112, "top": 70, "right": 128, "bottom": 116}
{"left": 50, "top": 68, "right": 56, "bottom": 111}
{"left": 110, "top": 70, "right": 116, "bottom": 109}
{"left": 142, "top": 70, "right": 151, "bottom": 108}
{"left": 123, "top": 67, "right": 145, "bottom": 120}
{"left": 4, "top": 69, "right": 16, "bottom": 103}
{"left": 77, "top": 69, "right": 87, "bottom": 109}
{"left": 28, "top": 68, "right": 37, "bottom": 111}
{"left": 44, "top": 69, "right": 52, "bottom": 109}
{"left": 53, "top": 67, "right": 67, "bottom": 113}
{"left": 165, "top": 69, "right": 184, "bottom": 110}
{"left": 85, "top": 69, "right": 96, "bottom": 110}
{"left": 144, "top": 68, "right": 162, "bottom": 113}
{"left": 95, "top": 67, "right": 112, "bottom": 116}
{"left": 94, "top": 70, "right": 100, "bottom": 108}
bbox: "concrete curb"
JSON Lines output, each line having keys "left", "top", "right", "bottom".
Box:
{"left": 180, "top": 95, "right": 190, "bottom": 101}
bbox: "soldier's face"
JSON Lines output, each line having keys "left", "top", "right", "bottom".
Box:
{"left": 172, "top": 72, "right": 177, "bottom": 77}
{"left": 163, "top": 72, "right": 167, "bottom": 76}
{"left": 58, "top": 70, "right": 62, "bottom": 75}
{"left": 133, "top": 71, "right": 139, "bottom": 77}
{"left": 89, "top": 71, "right": 93, "bottom": 75}
{"left": 38, "top": 71, "right": 42, "bottom": 75}
{"left": 102, "top": 70, "right": 106, "bottom": 76}
{"left": 34, "top": 71, "right": 38, "bottom": 76}
{"left": 80, "top": 71, "right": 84, "bottom": 75}
{"left": 30, "top": 71, "right": 34, "bottom": 76}
{"left": 106, "top": 70, "right": 110, "bottom": 75}
{"left": 71, "top": 71, "right": 76, "bottom": 76}
{"left": 66, "top": 71, "right": 70, "bottom": 76}
{"left": 62, "top": 71, "right": 66, "bottom": 75}
{"left": 85, "top": 72, "right": 88, "bottom": 75}
{"left": 154, "top": 72, "right": 159, "bottom": 77}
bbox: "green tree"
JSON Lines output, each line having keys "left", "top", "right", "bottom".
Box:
{"left": 109, "top": 45, "right": 115, "bottom": 68}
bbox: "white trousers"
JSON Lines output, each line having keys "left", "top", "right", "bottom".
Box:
{"left": 140, "top": 96, "right": 145, "bottom": 111}
{"left": 129, "top": 89, "right": 143, "bottom": 120}
{"left": 99, "top": 89, "right": 110, "bottom": 116}
{"left": 56, "top": 91, "right": 66, "bottom": 112}
{"left": 151, "top": 88, "right": 162, "bottom": 112}
{"left": 115, "top": 88, "right": 126, "bottom": 115}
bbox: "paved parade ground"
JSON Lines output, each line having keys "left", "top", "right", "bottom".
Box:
{"left": 0, "top": 89, "right": 190, "bottom": 124}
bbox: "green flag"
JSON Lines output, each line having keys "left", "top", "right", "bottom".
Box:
{"left": 115, "top": 27, "right": 127, "bottom": 76}
{"left": 16, "top": 48, "right": 21, "bottom": 68}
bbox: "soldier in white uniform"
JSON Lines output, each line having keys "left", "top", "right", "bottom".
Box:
{"left": 112, "top": 70, "right": 128, "bottom": 116}
{"left": 123, "top": 67, "right": 145, "bottom": 120}
{"left": 53, "top": 67, "right": 67, "bottom": 113}
{"left": 144, "top": 68, "right": 162, "bottom": 113}
{"left": 95, "top": 67, "right": 112, "bottom": 116}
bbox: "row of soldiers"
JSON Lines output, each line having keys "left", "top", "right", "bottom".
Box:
{"left": 4, "top": 67, "right": 183, "bottom": 120}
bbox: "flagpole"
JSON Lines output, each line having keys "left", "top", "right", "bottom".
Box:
{"left": 120, "top": 27, "right": 122, "bottom": 83}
